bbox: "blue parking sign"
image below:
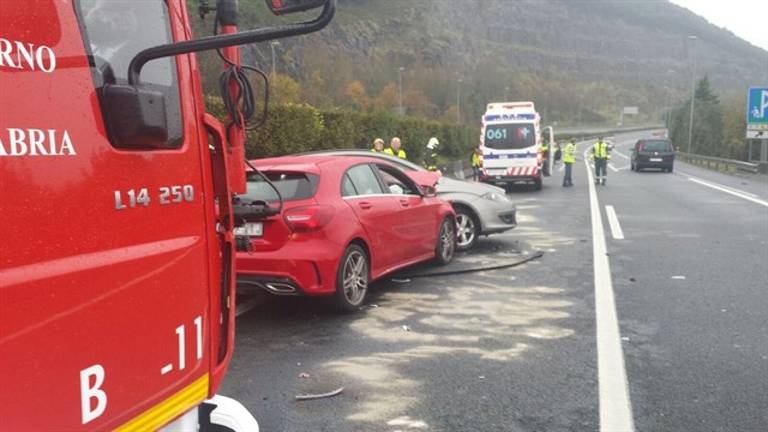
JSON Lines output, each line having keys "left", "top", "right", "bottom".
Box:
{"left": 747, "top": 87, "right": 768, "bottom": 129}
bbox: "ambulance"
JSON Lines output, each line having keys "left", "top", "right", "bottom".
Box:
{"left": 479, "top": 102, "right": 544, "bottom": 190}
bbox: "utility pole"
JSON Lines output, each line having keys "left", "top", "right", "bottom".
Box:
{"left": 456, "top": 78, "right": 463, "bottom": 124}
{"left": 663, "top": 69, "right": 675, "bottom": 132}
{"left": 270, "top": 41, "right": 280, "bottom": 78}
{"left": 398, "top": 66, "right": 405, "bottom": 116}
{"left": 686, "top": 35, "right": 698, "bottom": 154}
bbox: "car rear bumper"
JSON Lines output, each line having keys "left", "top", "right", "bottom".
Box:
{"left": 236, "top": 241, "right": 341, "bottom": 296}
{"left": 480, "top": 174, "right": 540, "bottom": 185}
{"left": 636, "top": 155, "right": 674, "bottom": 167}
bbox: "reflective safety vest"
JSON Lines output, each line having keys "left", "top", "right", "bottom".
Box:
{"left": 471, "top": 152, "right": 481, "bottom": 167}
{"left": 384, "top": 148, "right": 407, "bottom": 159}
{"left": 563, "top": 142, "right": 576, "bottom": 164}
{"left": 592, "top": 141, "right": 611, "bottom": 159}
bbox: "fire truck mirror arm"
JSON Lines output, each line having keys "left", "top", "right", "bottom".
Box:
{"left": 127, "top": 0, "right": 335, "bottom": 85}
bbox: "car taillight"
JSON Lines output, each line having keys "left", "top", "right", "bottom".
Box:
{"left": 284, "top": 205, "right": 335, "bottom": 232}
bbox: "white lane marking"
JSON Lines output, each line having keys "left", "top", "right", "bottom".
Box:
{"left": 612, "top": 149, "right": 630, "bottom": 159}
{"left": 605, "top": 205, "right": 625, "bottom": 240}
{"left": 585, "top": 158, "right": 636, "bottom": 432}
{"left": 687, "top": 177, "right": 768, "bottom": 208}
{"left": 608, "top": 163, "right": 620, "bottom": 172}
{"left": 161, "top": 364, "right": 173, "bottom": 375}
{"left": 677, "top": 171, "right": 761, "bottom": 199}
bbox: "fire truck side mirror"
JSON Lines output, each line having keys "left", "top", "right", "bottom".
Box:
{"left": 265, "top": 0, "right": 328, "bottom": 15}
{"left": 102, "top": 85, "right": 169, "bottom": 148}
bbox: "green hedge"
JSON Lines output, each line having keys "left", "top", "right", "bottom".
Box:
{"left": 206, "top": 97, "right": 479, "bottom": 165}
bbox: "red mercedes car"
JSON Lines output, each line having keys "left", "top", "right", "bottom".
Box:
{"left": 235, "top": 155, "right": 456, "bottom": 311}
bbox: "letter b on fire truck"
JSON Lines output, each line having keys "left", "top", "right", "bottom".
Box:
{"left": 80, "top": 365, "right": 107, "bottom": 424}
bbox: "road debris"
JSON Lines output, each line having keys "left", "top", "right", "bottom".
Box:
{"left": 295, "top": 387, "right": 344, "bottom": 401}
{"left": 298, "top": 372, "right": 310, "bottom": 379}
{"left": 401, "top": 325, "right": 412, "bottom": 332}
{"left": 671, "top": 275, "right": 686, "bottom": 280}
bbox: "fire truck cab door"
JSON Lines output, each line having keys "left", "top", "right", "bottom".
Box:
{"left": 1, "top": 1, "right": 216, "bottom": 430}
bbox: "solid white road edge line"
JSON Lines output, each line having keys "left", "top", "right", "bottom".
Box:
{"left": 605, "top": 205, "right": 625, "bottom": 240}
{"left": 687, "top": 177, "right": 768, "bottom": 208}
{"left": 676, "top": 171, "right": 761, "bottom": 198}
{"left": 585, "top": 159, "right": 636, "bottom": 432}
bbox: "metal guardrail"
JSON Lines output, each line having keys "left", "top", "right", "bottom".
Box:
{"left": 676, "top": 152, "right": 760, "bottom": 174}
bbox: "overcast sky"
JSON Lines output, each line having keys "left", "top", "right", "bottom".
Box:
{"left": 670, "top": 0, "right": 768, "bottom": 51}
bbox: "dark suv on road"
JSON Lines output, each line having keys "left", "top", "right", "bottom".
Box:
{"left": 631, "top": 139, "right": 675, "bottom": 172}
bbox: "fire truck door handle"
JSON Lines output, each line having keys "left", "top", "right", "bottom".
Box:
{"left": 358, "top": 202, "right": 372, "bottom": 210}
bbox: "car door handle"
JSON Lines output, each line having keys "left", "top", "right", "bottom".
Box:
{"left": 399, "top": 199, "right": 410, "bottom": 207}
{"left": 358, "top": 201, "right": 372, "bottom": 210}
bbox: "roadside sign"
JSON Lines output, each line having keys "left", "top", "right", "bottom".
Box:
{"left": 746, "top": 87, "right": 768, "bottom": 131}
{"left": 622, "top": 106, "right": 639, "bottom": 115}
{"left": 746, "top": 130, "right": 766, "bottom": 139}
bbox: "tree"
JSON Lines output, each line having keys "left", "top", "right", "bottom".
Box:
{"left": 303, "top": 70, "right": 333, "bottom": 108}
{"left": 343, "top": 80, "right": 370, "bottom": 111}
{"left": 271, "top": 73, "right": 302, "bottom": 105}
{"left": 670, "top": 76, "right": 723, "bottom": 156}
{"left": 372, "top": 82, "right": 399, "bottom": 113}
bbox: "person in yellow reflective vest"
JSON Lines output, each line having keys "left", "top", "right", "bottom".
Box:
{"left": 562, "top": 139, "right": 576, "bottom": 187}
{"left": 384, "top": 137, "right": 407, "bottom": 159}
{"left": 471, "top": 148, "right": 482, "bottom": 181}
{"left": 589, "top": 137, "right": 611, "bottom": 186}
{"left": 371, "top": 138, "right": 385, "bottom": 153}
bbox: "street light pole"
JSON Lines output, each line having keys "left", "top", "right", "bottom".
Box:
{"left": 686, "top": 36, "right": 698, "bottom": 154}
{"left": 270, "top": 41, "right": 280, "bottom": 78}
{"left": 398, "top": 66, "right": 405, "bottom": 116}
{"left": 457, "top": 78, "right": 463, "bottom": 124}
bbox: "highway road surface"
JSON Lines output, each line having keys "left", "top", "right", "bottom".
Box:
{"left": 222, "top": 130, "right": 768, "bottom": 432}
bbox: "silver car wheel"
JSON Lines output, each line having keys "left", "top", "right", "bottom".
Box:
{"left": 342, "top": 250, "right": 368, "bottom": 305}
{"left": 456, "top": 213, "right": 476, "bottom": 248}
{"left": 439, "top": 220, "right": 455, "bottom": 262}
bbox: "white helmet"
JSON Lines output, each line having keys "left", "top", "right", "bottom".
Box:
{"left": 426, "top": 137, "right": 440, "bottom": 150}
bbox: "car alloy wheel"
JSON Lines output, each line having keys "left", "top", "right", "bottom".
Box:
{"left": 435, "top": 218, "right": 456, "bottom": 265}
{"left": 334, "top": 244, "right": 368, "bottom": 311}
{"left": 455, "top": 211, "right": 478, "bottom": 251}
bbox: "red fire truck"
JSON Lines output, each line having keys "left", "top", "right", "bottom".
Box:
{"left": 0, "top": 0, "right": 334, "bottom": 430}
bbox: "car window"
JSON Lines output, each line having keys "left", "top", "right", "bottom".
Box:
{"left": 640, "top": 140, "right": 673, "bottom": 151}
{"left": 341, "top": 174, "right": 358, "bottom": 197}
{"left": 345, "top": 164, "right": 384, "bottom": 196}
{"left": 75, "top": 0, "right": 183, "bottom": 149}
{"left": 241, "top": 171, "right": 318, "bottom": 203}
{"left": 376, "top": 165, "right": 419, "bottom": 195}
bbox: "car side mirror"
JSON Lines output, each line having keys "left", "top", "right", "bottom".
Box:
{"left": 101, "top": 84, "right": 168, "bottom": 149}
{"left": 420, "top": 185, "right": 437, "bottom": 198}
{"left": 266, "top": 0, "right": 328, "bottom": 15}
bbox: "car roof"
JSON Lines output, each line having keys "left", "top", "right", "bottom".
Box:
{"left": 248, "top": 154, "right": 405, "bottom": 174}
{"left": 297, "top": 149, "right": 426, "bottom": 172}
